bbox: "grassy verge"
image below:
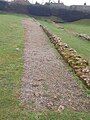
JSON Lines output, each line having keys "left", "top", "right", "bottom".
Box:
{"left": 38, "top": 19, "right": 90, "bottom": 64}
{"left": 0, "top": 14, "right": 25, "bottom": 119}
{"left": 0, "top": 14, "right": 90, "bottom": 119}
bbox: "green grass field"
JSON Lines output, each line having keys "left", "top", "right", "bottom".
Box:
{"left": 63, "top": 19, "right": 90, "bottom": 35}
{"left": 0, "top": 14, "right": 26, "bottom": 119}
{"left": 38, "top": 19, "right": 90, "bottom": 64}
{"left": 0, "top": 14, "right": 90, "bottom": 120}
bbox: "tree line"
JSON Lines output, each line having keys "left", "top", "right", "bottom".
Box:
{"left": 0, "top": 1, "right": 90, "bottom": 22}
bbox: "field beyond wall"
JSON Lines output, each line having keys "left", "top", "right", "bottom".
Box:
{"left": 38, "top": 18, "right": 90, "bottom": 64}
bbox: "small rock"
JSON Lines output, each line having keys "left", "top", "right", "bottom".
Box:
{"left": 82, "top": 60, "right": 88, "bottom": 65}
{"left": 68, "top": 99, "right": 71, "bottom": 102}
{"left": 16, "top": 48, "right": 19, "bottom": 51}
{"left": 32, "top": 83, "right": 39, "bottom": 87}
{"left": 34, "top": 92, "right": 40, "bottom": 97}
{"left": 72, "top": 107, "right": 77, "bottom": 111}
{"left": 38, "top": 79, "right": 44, "bottom": 81}
{"left": 80, "top": 75, "right": 87, "bottom": 79}
{"left": 58, "top": 105, "right": 65, "bottom": 112}
{"left": 46, "top": 101, "right": 53, "bottom": 109}
{"left": 53, "top": 95, "right": 58, "bottom": 99}
{"left": 82, "top": 68, "right": 90, "bottom": 73}
{"left": 64, "top": 44, "right": 68, "bottom": 48}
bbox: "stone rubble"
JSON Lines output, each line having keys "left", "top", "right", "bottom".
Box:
{"left": 76, "top": 33, "right": 90, "bottom": 41}
{"left": 40, "top": 25, "right": 90, "bottom": 88}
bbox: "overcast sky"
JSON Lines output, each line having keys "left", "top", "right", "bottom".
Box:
{"left": 30, "top": 0, "right": 90, "bottom": 6}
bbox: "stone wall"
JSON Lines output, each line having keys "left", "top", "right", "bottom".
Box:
{"left": 40, "top": 25, "right": 90, "bottom": 88}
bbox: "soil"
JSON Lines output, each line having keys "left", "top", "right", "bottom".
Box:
{"left": 20, "top": 18, "right": 90, "bottom": 112}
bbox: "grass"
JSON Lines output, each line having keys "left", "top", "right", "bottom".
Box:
{"left": 38, "top": 19, "right": 90, "bottom": 64}
{"left": 0, "top": 14, "right": 90, "bottom": 119}
{"left": 0, "top": 14, "right": 24, "bottom": 119}
{"left": 63, "top": 19, "right": 90, "bottom": 35}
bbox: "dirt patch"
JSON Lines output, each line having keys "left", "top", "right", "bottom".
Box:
{"left": 21, "top": 18, "right": 90, "bottom": 112}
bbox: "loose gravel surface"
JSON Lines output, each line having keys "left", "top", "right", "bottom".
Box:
{"left": 21, "top": 18, "right": 90, "bottom": 112}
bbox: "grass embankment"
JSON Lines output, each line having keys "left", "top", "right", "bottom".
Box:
{"left": 0, "top": 14, "right": 90, "bottom": 119}
{"left": 38, "top": 19, "right": 90, "bottom": 64}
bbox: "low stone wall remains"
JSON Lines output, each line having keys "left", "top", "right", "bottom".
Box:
{"left": 76, "top": 33, "right": 90, "bottom": 41}
{"left": 40, "top": 25, "right": 90, "bottom": 88}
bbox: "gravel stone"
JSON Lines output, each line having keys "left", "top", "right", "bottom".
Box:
{"left": 20, "top": 18, "right": 90, "bottom": 112}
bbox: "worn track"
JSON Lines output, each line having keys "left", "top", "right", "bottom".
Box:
{"left": 21, "top": 18, "right": 90, "bottom": 112}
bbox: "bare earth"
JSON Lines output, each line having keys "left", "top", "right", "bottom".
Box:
{"left": 21, "top": 18, "right": 90, "bottom": 112}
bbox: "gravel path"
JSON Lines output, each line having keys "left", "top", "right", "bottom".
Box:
{"left": 21, "top": 18, "right": 90, "bottom": 112}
